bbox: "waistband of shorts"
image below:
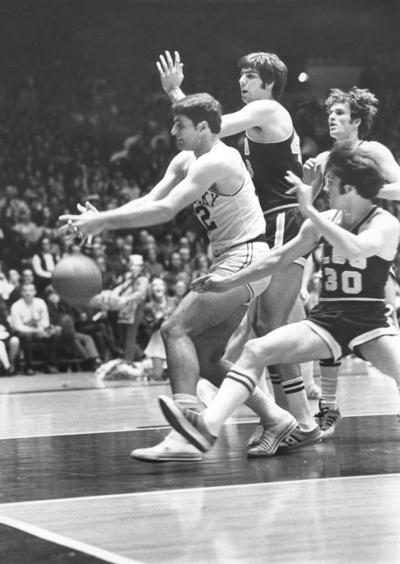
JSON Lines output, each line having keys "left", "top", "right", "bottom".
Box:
{"left": 263, "top": 203, "right": 299, "bottom": 215}
{"left": 214, "top": 233, "right": 267, "bottom": 258}
{"left": 319, "top": 298, "right": 385, "bottom": 303}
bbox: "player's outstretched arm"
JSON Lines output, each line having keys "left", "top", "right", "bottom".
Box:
{"left": 157, "top": 50, "right": 185, "bottom": 103}
{"left": 285, "top": 170, "right": 399, "bottom": 260}
{"left": 220, "top": 99, "right": 286, "bottom": 138}
{"left": 59, "top": 153, "right": 218, "bottom": 237}
{"left": 379, "top": 182, "right": 400, "bottom": 200}
{"left": 191, "top": 226, "right": 316, "bottom": 294}
{"left": 366, "top": 141, "right": 400, "bottom": 200}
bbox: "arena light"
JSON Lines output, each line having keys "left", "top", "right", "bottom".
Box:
{"left": 298, "top": 72, "right": 309, "bottom": 83}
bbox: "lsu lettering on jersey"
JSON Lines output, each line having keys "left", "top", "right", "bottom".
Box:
{"left": 320, "top": 207, "right": 391, "bottom": 302}
{"left": 192, "top": 156, "right": 266, "bottom": 256}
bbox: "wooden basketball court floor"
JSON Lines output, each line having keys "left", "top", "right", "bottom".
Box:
{"left": 0, "top": 356, "right": 399, "bottom": 563}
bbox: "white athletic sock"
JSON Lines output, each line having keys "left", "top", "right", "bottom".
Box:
{"left": 246, "top": 386, "right": 290, "bottom": 426}
{"left": 203, "top": 366, "right": 256, "bottom": 436}
{"left": 319, "top": 360, "right": 341, "bottom": 408}
{"left": 269, "top": 367, "right": 289, "bottom": 410}
{"left": 282, "top": 377, "right": 315, "bottom": 430}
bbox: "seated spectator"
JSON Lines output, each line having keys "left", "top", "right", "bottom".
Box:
{"left": 178, "top": 246, "right": 194, "bottom": 280}
{"left": 92, "top": 254, "right": 149, "bottom": 361}
{"left": 0, "top": 295, "right": 20, "bottom": 375}
{"left": 45, "top": 287, "right": 102, "bottom": 370}
{"left": 191, "top": 253, "right": 211, "bottom": 280}
{"left": 32, "top": 236, "right": 58, "bottom": 295}
{"left": 10, "top": 282, "right": 60, "bottom": 375}
{"left": 94, "top": 255, "right": 117, "bottom": 290}
{"left": 143, "top": 277, "right": 178, "bottom": 380}
{"left": 12, "top": 205, "right": 44, "bottom": 265}
{"left": 0, "top": 261, "right": 15, "bottom": 301}
{"left": 8, "top": 268, "right": 36, "bottom": 305}
{"left": 173, "top": 278, "right": 189, "bottom": 304}
{"left": 161, "top": 251, "right": 186, "bottom": 294}
{"left": 143, "top": 246, "right": 165, "bottom": 279}
{"left": 72, "top": 303, "right": 122, "bottom": 361}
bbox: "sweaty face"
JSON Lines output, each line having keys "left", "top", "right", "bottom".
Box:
{"left": 239, "top": 68, "right": 266, "bottom": 103}
{"left": 328, "top": 102, "right": 359, "bottom": 141}
{"left": 171, "top": 115, "right": 198, "bottom": 151}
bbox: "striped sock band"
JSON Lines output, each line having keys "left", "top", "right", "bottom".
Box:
{"left": 269, "top": 366, "right": 288, "bottom": 410}
{"left": 227, "top": 367, "right": 257, "bottom": 396}
{"left": 282, "top": 376, "right": 315, "bottom": 430}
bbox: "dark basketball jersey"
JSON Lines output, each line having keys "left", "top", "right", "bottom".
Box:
{"left": 320, "top": 207, "right": 391, "bottom": 302}
{"left": 241, "top": 130, "right": 303, "bottom": 213}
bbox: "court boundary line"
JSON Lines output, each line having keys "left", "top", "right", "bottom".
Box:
{"left": 0, "top": 472, "right": 399, "bottom": 509}
{"left": 0, "top": 410, "right": 397, "bottom": 440}
{"left": 0, "top": 514, "right": 143, "bottom": 564}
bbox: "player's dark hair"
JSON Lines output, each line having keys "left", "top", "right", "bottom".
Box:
{"left": 172, "top": 93, "right": 222, "bottom": 134}
{"left": 326, "top": 143, "right": 383, "bottom": 200}
{"left": 324, "top": 87, "right": 378, "bottom": 139}
{"left": 238, "top": 52, "right": 287, "bottom": 99}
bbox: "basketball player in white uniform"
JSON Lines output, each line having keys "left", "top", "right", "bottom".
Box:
{"left": 61, "top": 93, "right": 298, "bottom": 462}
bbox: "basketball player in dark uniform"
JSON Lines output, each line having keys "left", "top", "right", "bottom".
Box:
{"left": 158, "top": 51, "right": 320, "bottom": 449}
{"left": 304, "top": 87, "right": 400, "bottom": 438}
{"left": 160, "top": 144, "right": 400, "bottom": 457}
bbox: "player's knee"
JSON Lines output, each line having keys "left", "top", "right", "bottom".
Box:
{"left": 242, "top": 339, "right": 267, "bottom": 366}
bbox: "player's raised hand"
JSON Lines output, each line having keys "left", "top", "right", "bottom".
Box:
{"left": 285, "top": 170, "right": 314, "bottom": 216}
{"left": 157, "top": 50, "right": 184, "bottom": 94}
{"left": 190, "top": 273, "right": 233, "bottom": 294}
{"left": 302, "top": 157, "right": 321, "bottom": 185}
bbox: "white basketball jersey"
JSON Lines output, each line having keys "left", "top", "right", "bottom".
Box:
{"left": 192, "top": 153, "right": 266, "bottom": 255}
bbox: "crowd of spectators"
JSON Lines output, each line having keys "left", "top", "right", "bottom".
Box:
{"left": 0, "top": 2, "right": 399, "bottom": 377}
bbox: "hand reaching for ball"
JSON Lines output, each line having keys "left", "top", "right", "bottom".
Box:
{"left": 59, "top": 201, "right": 102, "bottom": 242}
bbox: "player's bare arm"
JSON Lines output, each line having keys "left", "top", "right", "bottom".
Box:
{"left": 59, "top": 152, "right": 226, "bottom": 236}
{"left": 157, "top": 50, "right": 292, "bottom": 141}
{"left": 365, "top": 141, "right": 400, "bottom": 200}
{"left": 286, "top": 171, "right": 400, "bottom": 260}
{"left": 191, "top": 222, "right": 317, "bottom": 294}
{"left": 220, "top": 100, "right": 292, "bottom": 140}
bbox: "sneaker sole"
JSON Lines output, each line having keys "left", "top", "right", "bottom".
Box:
{"left": 159, "top": 395, "right": 212, "bottom": 453}
{"left": 247, "top": 417, "right": 298, "bottom": 458}
{"left": 130, "top": 450, "right": 202, "bottom": 463}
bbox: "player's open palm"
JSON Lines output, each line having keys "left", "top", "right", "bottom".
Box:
{"left": 157, "top": 50, "right": 184, "bottom": 93}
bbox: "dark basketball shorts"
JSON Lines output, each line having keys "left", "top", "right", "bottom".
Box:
{"left": 264, "top": 205, "right": 306, "bottom": 267}
{"left": 304, "top": 300, "right": 399, "bottom": 361}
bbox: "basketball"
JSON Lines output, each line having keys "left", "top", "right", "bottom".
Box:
{"left": 52, "top": 255, "right": 102, "bottom": 306}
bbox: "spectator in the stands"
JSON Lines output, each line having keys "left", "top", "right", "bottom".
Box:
{"left": 0, "top": 295, "right": 20, "bottom": 376}
{"left": 10, "top": 282, "right": 60, "bottom": 375}
{"left": 45, "top": 287, "right": 102, "bottom": 369}
{"left": 143, "top": 246, "right": 165, "bottom": 279}
{"left": 32, "top": 236, "right": 58, "bottom": 295}
{"left": 8, "top": 268, "right": 35, "bottom": 305}
{"left": 143, "top": 277, "right": 178, "bottom": 380}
